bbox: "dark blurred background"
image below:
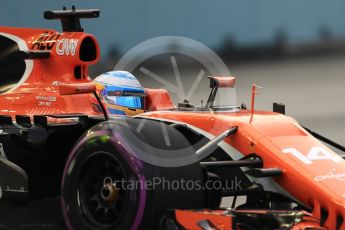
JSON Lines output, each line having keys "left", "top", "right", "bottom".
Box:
{"left": 1, "top": 0, "right": 344, "bottom": 146}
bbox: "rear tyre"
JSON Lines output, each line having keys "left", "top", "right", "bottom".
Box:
{"left": 61, "top": 119, "right": 207, "bottom": 230}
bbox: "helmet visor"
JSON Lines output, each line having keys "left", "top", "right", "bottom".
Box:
{"left": 106, "top": 96, "right": 144, "bottom": 109}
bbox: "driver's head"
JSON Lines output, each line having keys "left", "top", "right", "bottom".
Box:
{"left": 94, "top": 71, "right": 146, "bottom": 116}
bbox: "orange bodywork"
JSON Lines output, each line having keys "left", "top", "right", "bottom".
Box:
{"left": 1, "top": 25, "right": 344, "bottom": 229}
{"left": 145, "top": 88, "right": 176, "bottom": 111}
{"left": 140, "top": 109, "right": 345, "bottom": 229}
{"left": 174, "top": 209, "right": 324, "bottom": 229}
{"left": 175, "top": 210, "right": 233, "bottom": 229}
{"left": 0, "top": 27, "right": 99, "bottom": 117}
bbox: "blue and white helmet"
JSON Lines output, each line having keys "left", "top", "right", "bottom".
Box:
{"left": 94, "top": 71, "right": 145, "bottom": 115}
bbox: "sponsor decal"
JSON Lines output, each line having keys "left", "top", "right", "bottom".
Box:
{"left": 56, "top": 39, "right": 78, "bottom": 56}
{"left": 282, "top": 146, "right": 342, "bottom": 164}
{"left": 36, "top": 96, "right": 56, "bottom": 102}
{"left": 75, "top": 85, "right": 93, "bottom": 91}
{"left": 31, "top": 32, "right": 61, "bottom": 50}
{"left": 38, "top": 102, "right": 51, "bottom": 107}
{"left": 3, "top": 186, "right": 25, "bottom": 193}
{"left": 36, "top": 96, "right": 56, "bottom": 107}
{"left": 314, "top": 168, "right": 345, "bottom": 182}
{"left": 52, "top": 81, "right": 60, "bottom": 86}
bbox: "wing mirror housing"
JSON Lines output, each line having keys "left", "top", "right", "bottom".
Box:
{"left": 209, "top": 76, "right": 236, "bottom": 88}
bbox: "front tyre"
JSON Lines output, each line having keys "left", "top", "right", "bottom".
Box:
{"left": 61, "top": 119, "right": 207, "bottom": 230}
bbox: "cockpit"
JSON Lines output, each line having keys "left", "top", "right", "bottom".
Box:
{"left": 145, "top": 76, "right": 240, "bottom": 112}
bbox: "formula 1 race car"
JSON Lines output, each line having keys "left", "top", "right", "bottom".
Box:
{"left": 1, "top": 7, "right": 345, "bottom": 230}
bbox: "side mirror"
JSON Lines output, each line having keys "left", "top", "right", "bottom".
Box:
{"left": 59, "top": 83, "right": 96, "bottom": 95}
{"left": 209, "top": 76, "right": 236, "bottom": 88}
{"left": 205, "top": 76, "right": 236, "bottom": 109}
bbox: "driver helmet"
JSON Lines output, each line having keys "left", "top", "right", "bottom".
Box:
{"left": 94, "top": 71, "right": 146, "bottom": 116}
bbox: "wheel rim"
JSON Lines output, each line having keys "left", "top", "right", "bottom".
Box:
{"left": 76, "top": 152, "right": 129, "bottom": 227}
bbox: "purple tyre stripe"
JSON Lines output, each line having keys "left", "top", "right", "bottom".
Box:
{"left": 61, "top": 129, "right": 147, "bottom": 230}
